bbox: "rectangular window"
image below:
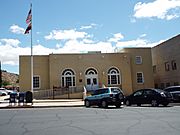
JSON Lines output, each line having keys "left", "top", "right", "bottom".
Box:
{"left": 111, "top": 75, "right": 117, "bottom": 84}
{"left": 137, "top": 72, "right": 144, "bottom": 84}
{"left": 165, "top": 62, "right": 170, "bottom": 71}
{"left": 66, "top": 77, "right": 71, "bottom": 87}
{"left": 87, "top": 78, "right": 91, "bottom": 85}
{"left": 135, "top": 56, "right": 142, "bottom": 64}
{"left": 62, "top": 77, "right": 64, "bottom": 87}
{"left": 93, "top": 78, "right": 97, "bottom": 85}
{"left": 73, "top": 77, "right": 75, "bottom": 86}
{"left": 108, "top": 76, "right": 110, "bottom": 84}
{"left": 171, "top": 60, "right": 177, "bottom": 70}
{"left": 33, "top": 76, "right": 40, "bottom": 89}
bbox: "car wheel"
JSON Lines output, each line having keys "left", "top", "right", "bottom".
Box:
{"left": 125, "top": 100, "right": 131, "bottom": 106}
{"left": 137, "top": 103, "right": 141, "bottom": 106}
{"left": 2, "top": 93, "right": 6, "bottom": 96}
{"left": 151, "top": 100, "right": 159, "bottom": 107}
{"left": 101, "top": 100, "right": 108, "bottom": 108}
{"left": 85, "top": 100, "right": 91, "bottom": 107}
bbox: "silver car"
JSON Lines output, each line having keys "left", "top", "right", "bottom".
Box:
{"left": 0, "top": 90, "right": 7, "bottom": 96}
{"left": 164, "top": 86, "right": 180, "bottom": 102}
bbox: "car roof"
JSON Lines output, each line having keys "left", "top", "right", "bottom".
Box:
{"left": 164, "top": 86, "right": 180, "bottom": 89}
{"left": 135, "top": 88, "right": 163, "bottom": 93}
{"left": 96, "top": 87, "right": 121, "bottom": 90}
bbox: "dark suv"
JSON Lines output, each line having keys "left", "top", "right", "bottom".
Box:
{"left": 84, "top": 87, "right": 124, "bottom": 108}
{"left": 164, "top": 86, "right": 180, "bottom": 102}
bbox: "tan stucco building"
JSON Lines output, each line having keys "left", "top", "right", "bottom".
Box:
{"left": 152, "top": 34, "right": 180, "bottom": 89}
{"left": 19, "top": 48, "right": 154, "bottom": 97}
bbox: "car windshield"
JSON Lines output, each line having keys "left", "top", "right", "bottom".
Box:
{"left": 111, "top": 88, "right": 121, "bottom": 93}
{"left": 153, "top": 89, "right": 164, "bottom": 93}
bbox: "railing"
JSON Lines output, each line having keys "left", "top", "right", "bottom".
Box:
{"left": 33, "top": 89, "right": 53, "bottom": 99}
{"left": 33, "top": 86, "right": 84, "bottom": 99}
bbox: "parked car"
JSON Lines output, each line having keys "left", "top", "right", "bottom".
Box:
{"left": 124, "top": 88, "right": 172, "bottom": 107}
{"left": 0, "top": 88, "right": 16, "bottom": 95}
{"left": 164, "top": 86, "right": 180, "bottom": 102}
{"left": 0, "top": 90, "right": 8, "bottom": 96}
{"left": 84, "top": 87, "right": 125, "bottom": 108}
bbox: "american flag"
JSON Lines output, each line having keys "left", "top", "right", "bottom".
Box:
{"left": 24, "top": 23, "right": 32, "bottom": 34}
{"left": 26, "top": 9, "right": 32, "bottom": 24}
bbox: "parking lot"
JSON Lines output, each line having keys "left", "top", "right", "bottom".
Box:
{"left": 0, "top": 104, "right": 180, "bottom": 135}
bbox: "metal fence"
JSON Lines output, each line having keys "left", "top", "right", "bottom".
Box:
{"left": 33, "top": 86, "right": 84, "bottom": 99}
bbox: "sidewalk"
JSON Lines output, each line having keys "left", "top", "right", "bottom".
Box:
{"left": 0, "top": 96, "right": 84, "bottom": 109}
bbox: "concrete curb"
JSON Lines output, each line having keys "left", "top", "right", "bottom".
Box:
{"left": 0, "top": 99, "right": 85, "bottom": 109}
{"left": 0, "top": 105, "right": 84, "bottom": 109}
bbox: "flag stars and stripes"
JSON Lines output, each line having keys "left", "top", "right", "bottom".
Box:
{"left": 26, "top": 9, "right": 32, "bottom": 24}
{"left": 24, "top": 7, "right": 32, "bottom": 34}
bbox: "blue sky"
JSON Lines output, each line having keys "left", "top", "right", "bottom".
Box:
{"left": 0, "top": 0, "right": 180, "bottom": 74}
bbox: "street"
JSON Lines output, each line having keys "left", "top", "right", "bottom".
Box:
{"left": 0, "top": 105, "right": 180, "bottom": 135}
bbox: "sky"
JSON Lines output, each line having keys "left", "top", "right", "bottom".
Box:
{"left": 0, "top": 0, "right": 180, "bottom": 74}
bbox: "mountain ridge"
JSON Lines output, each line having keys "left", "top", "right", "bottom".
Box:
{"left": 1, "top": 70, "right": 19, "bottom": 87}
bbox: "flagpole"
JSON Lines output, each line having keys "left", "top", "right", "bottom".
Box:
{"left": 30, "top": 3, "right": 33, "bottom": 93}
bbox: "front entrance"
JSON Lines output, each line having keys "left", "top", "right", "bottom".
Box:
{"left": 85, "top": 68, "right": 98, "bottom": 91}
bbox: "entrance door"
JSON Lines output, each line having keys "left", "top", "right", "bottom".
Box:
{"left": 85, "top": 68, "right": 98, "bottom": 91}
{"left": 86, "top": 75, "right": 98, "bottom": 90}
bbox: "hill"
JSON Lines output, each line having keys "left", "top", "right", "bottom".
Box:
{"left": 1, "top": 70, "right": 19, "bottom": 87}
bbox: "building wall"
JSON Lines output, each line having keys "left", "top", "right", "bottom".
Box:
{"left": 19, "top": 48, "right": 154, "bottom": 96}
{"left": 19, "top": 56, "right": 31, "bottom": 91}
{"left": 152, "top": 34, "right": 180, "bottom": 89}
{"left": 19, "top": 55, "right": 49, "bottom": 92}
{"left": 49, "top": 53, "right": 133, "bottom": 95}
{"left": 121, "top": 48, "right": 154, "bottom": 92}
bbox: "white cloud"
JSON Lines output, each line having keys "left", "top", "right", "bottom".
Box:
{"left": 80, "top": 23, "right": 97, "bottom": 30}
{"left": 108, "top": 33, "right": 124, "bottom": 42}
{"left": 140, "top": 34, "right": 147, "bottom": 38}
{"left": 60, "top": 40, "right": 114, "bottom": 53}
{"left": 9, "top": 24, "right": 25, "bottom": 34}
{"left": 56, "top": 43, "right": 63, "bottom": 48}
{"left": 45, "top": 29, "right": 88, "bottom": 40}
{"left": 0, "top": 39, "right": 21, "bottom": 47}
{"left": 82, "top": 39, "right": 94, "bottom": 44}
{"left": 0, "top": 34, "right": 166, "bottom": 67}
{"left": 0, "top": 39, "right": 29, "bottom": 65}
{"left": 116, "top": 38, "right": 165, "bottom": 48}
{"left": 134, "top": 0, "right": 180, "bottom": 20}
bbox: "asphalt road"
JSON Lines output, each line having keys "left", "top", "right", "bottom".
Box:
{"left": 0, "top": 105, "right": 180, "bottom": 135}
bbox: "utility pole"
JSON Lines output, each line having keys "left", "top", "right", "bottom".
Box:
{"left": 0, "top": 61, "right": 2, "bottom": 88}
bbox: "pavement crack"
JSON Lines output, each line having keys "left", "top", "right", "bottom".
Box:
{"left": 126, "top": 119, "right": 142, "bottom": 135}
{"left": 159, "top": 119, "right": 180, "bottom": 132}
{"left": 21, "top": 122, "right": 29, "bottom": 135}
{"left": 55, "top": 113, "right": 62, "bottom": 120}
{"left": 69, "top": 125, "right": 99, "bottom": 135}
{"left": 0, "top": 111, "right": 17, "bottom": 126}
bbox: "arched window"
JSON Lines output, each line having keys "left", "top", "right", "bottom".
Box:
{"left": 61, "top": 69, "right": 75, "bottom": 87}
{"left": 85, "top": 68, "right": 97, "bottom": 75}
{"left": 108, "top": 67, "right": 121, "bottom": 85}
